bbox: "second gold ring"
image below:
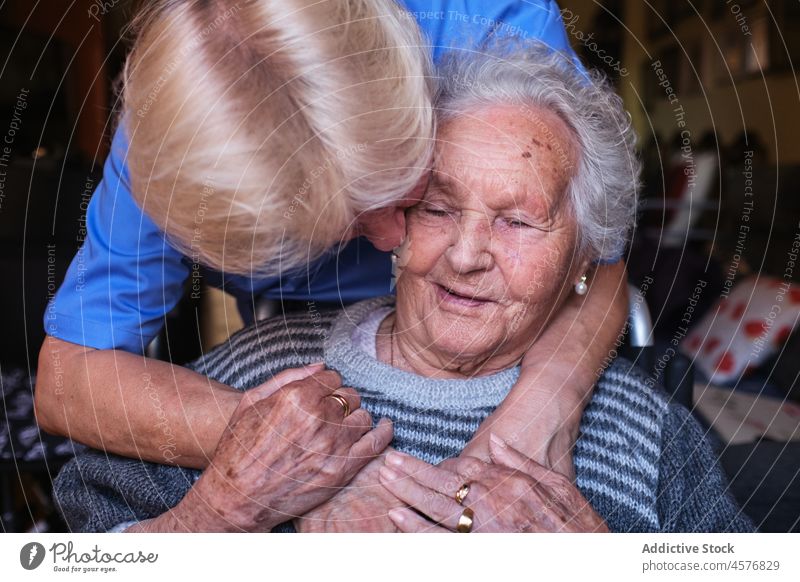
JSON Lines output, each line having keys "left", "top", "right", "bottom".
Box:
{"left": 455, "top": 483, "right": 471, "bottom": 505}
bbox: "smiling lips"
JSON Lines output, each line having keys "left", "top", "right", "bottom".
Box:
{"left": 434, "top": 282, "right": 494, "bottom": 307}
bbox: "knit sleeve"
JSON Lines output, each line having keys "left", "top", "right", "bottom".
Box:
{"left": 53, "top": 449, "right": 200, "bottom": 533}
{"left": 656, "top": 403, "right": 755, "bottom": 532}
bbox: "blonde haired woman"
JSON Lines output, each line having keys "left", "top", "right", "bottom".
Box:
{"left": 37, "top": 0, "right": 629, "bottom": 520}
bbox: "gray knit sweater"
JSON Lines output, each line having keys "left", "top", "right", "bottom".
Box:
{"left": 53, "top": 297, "right": 753, "bottom": 532}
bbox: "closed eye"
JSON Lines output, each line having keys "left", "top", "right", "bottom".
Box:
{"left": 503, "top": 217, "right": 532, "bottom": 229}
{"left": 424, "top": 208, "right": 451, "bottom": 217}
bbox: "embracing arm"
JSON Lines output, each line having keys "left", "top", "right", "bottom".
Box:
{"left": 35, "top": 336, "right": 240, "bottom": 469}
{"left": 461, "top": 261, "right": 629, "bottom": 478}
{"left": 52, "top": 366, "right": 392, "bottom": 533}
{"left": 33, "top": 124, "right": 238, "bottom": 468}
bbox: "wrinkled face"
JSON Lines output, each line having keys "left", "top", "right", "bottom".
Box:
{"left": 395, "top": 104, "right": 588, "bottom": 370}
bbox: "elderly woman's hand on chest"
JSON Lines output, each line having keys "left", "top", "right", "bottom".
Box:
{"left": 294, "top": 451, "right": 406, "bottom": 533}
{"left": 378, "top": 435, "right": 609, "bottom": 533}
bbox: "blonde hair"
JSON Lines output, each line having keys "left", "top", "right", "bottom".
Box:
{"left": 121, "top": 0, "right": 433, "bottom": 275}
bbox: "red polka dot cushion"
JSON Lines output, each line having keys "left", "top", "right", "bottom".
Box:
{"left": 681, "top": 276, "right": 800, "bottom": 384}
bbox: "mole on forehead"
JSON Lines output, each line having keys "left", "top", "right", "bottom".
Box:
{"left": 447, "top": 107, "right": 576, "bottom": 161}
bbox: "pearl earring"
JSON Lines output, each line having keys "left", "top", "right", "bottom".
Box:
{"left": 575, "top": 274, "right": 588, "bottom": 295}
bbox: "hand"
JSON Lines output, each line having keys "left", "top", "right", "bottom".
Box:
{"left": 173, "top": 364, "right": 394, "bottom": 532}
{"left": 295, "top": 450, "right": 405, "bottom": 532}
{"left": 379, "top": 435, "right": 608, "bottom": 533}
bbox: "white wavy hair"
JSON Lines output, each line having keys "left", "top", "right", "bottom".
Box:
{"left": 121, "top": 0, "right": 434, "bottom": 275}
{"left": 435, "top": 40, "right": 640, "bottom": 262}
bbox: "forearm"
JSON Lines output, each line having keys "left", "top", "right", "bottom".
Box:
{"left": 35, "top": 336, "right": 241, "bottom": 469}
{"left": 461, "top": 262, "right": 629, "bottom": 478}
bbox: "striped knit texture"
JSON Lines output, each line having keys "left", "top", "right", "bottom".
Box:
{"left": 53, "top": 297, "right": 753, "bottom": 533}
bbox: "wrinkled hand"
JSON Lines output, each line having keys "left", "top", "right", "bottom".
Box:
{"left": 175, "top": 364, "right": 393, "bottom": 532}
{"left": 295, "top": 450, "right": 405, "bottom": 532}
{"left": 379, "top": 434, "right": 608, "bottom": 533}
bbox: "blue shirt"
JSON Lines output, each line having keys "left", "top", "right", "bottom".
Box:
{"left": 46, "top": 0, "right": 580, "bottom": 353}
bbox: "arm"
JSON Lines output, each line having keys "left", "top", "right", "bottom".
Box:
{"left": 35, "top": 125, "right": 229, "bottom": 468}
{"left": 53, "top": 366, "right": 393, "bottom": 532}
{"left": 461, "top": 261, "right": 628, "bottom": 479}
{"left": 35, "top": 336, "right": 240, "bottom": 469}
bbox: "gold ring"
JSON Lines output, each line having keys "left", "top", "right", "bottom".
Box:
{"left": 327, "top": 393, "right": 350, "bottom": 417}
{"left": 455, "top": 483, "right": 470, "bottom": 505}
{"left": 456, "top": 507, "right": 474, "bottom": 533}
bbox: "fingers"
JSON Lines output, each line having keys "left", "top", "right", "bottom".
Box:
{"left": 489, "top": 434, "right": 549, "bottom": 481}
{"left": 342, "top": 408, "right": 373, "bottom": 432}
{"left": 340, "top": 408, "right": 375, "bottom": 447}
{"left": 322, "top": 387, "right": 361, "bottom": 420}
{"left": 388, "top": 508, "right": 449, "bottom": 533}
{"left": 343, "top": 418, "right": 394, "bottom": 478}
{"left": 247, "top": 362, "right": 326, "bottom": 401}
{"left": 306, "top": 369, "right": 343, "bottom": 394}
{"left": 385, "top": 452, "right": 461, "bottom": 496}
{"left": 379, "top": 464, "right": 465, "bottom": 530}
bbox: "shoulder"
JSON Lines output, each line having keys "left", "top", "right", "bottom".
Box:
{"left": 186, "top": 308, "right": 338, "bottom": 389}
{"left": 401, "top": 1, "right": 572, "bottom": 47}
{"left": 575, "top": 359, "right": 666, "bottom": 530}
{"left": 588, "top": 358, "right": 671, "bottom": 433}
{"left": 578, "top": 359, "right": 753, "bottom": 532}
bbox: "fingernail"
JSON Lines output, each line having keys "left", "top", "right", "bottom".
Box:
{"left": 385, "top": 451, "right": 406, "bottom": 467}
{"left": 490, "top": 433, "right": 505, "bottom": 447}
{"left": 379, "top": 466, "right": 401, "bottom": 481}
{"left": 307, "top": 361, "right": 326, "bottom": 370}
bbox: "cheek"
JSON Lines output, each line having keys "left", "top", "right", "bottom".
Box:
{"left": 499, "top": 236, "right": 577, "bottom": 302}
{"left": 402, "top": 219, "right": 451, "bottom": 275}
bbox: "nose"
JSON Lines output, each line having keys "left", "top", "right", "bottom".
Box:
{"left": 444, "top": 213, "right": 494, "bottom": 274}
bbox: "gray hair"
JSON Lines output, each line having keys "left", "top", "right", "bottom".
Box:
{"left": 435, "top": 40, "right": 640, "bottom": 262}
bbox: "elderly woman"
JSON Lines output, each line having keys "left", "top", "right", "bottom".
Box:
{"left": 54, "top": 41, "right": 752, "bottom": 533}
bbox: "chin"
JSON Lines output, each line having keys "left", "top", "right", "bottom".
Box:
{"left": 425, "top": 314, "right": 505, "bottom": 359}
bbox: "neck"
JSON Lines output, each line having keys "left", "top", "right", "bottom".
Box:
{"left": 376, "top": 310, "right": 527, "bottom": 379}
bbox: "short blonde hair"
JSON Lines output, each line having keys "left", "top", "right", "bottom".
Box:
{"left": 122, "top": 0, "right": 433, "bottom": 275}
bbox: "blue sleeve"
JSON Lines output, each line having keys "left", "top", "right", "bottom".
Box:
{"left": 43, "top": 124, "right": 189, "bottom": 353}
{"left": 402, "top": 0, "right": 582, "bottom": 64}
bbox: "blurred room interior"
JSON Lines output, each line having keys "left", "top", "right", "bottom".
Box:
{"left": 1, "top": 0, "right": 799, "bottom": 532}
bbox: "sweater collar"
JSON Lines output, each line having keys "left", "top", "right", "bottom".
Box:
{"left": 323, "top": 296, "right": 520, "bottom": 409}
